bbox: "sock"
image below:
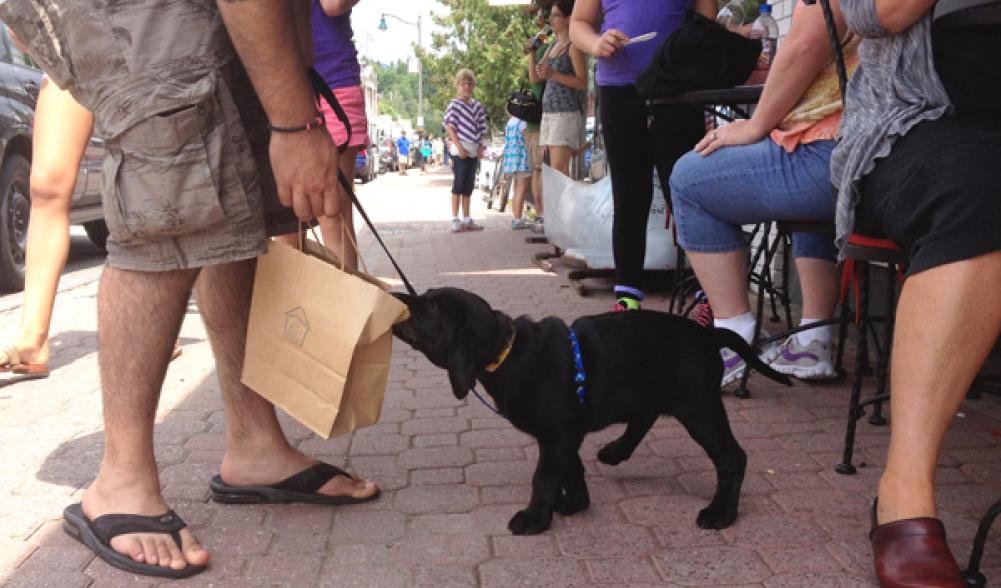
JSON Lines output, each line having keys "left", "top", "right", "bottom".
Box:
{"left": 463, "top": 216, "right": 472, "bottom": 224}
{"left": 714, "top": 311, "right": 756, "bottom": 344}
{"left": 796, "top": 317, "right": 833, "bottom": 346}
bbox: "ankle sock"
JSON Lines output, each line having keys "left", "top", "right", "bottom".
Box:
{"left": 796, "top": 317, "right": 833, "bottom": 346}
{"left": 714, "top": 311, "right": 756, "bottom": 344}
{"left": 462, "top": 216, "right": 472, "bottom": 224}
{"left": 613, "top": 286, "right": 644, "bottom": 310}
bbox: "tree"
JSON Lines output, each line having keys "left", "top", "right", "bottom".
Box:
{"left": 418, "top": 0, "right": 539, "bottom": 137}
{"left": 372, "top": 60, "right": 444, "bottom": 133}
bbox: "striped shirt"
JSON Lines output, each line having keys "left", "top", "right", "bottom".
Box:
{"left": 444, "top": 97, "right": 488, "bottom": 146}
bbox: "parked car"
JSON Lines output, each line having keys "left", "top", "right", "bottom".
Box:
{"left": 0, "top": 24, "right": 108, "bottom": 292}
{"left": 354, "top": 143, "right": 379, "bottom": 183}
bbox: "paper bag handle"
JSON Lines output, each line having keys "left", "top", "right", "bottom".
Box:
{"left": 308, "top": 67, "right": 418, "bottom": 297}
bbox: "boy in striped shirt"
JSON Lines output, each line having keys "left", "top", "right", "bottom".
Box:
{"left": 444, "top": 69, "right": 488, "bottom": 232}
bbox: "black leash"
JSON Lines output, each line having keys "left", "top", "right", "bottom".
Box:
{"left": 306, "top": 68, "right": 418, "bottom": 297}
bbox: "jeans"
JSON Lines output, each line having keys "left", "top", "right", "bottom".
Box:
{"left": 669, "top": 138, "right": 837, "bottom": 261}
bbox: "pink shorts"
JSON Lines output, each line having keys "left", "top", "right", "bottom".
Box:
{"left": 318, "top": 85, "right": 369, "bottom": 148}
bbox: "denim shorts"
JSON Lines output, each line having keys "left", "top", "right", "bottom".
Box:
{"left": 669, "top": 138, "right": 837, "bottom": 261}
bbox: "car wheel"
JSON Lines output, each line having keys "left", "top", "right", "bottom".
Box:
{"left": 0, "top": 154, "right": 31, "bottom": 291}
{"left": 83, "top": 220, "right": 110, "bottom": 251}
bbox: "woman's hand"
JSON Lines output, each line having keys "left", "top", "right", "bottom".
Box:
{"left": 590, "top": 29, "right": 628, "bottom": 58}
{"left": 535, "top": 61, "right": 552, "bottom": 80}
{"left": 695, "top": 120, "right": 768, "bottom": 157}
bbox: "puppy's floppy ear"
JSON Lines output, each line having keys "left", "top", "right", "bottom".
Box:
{"left": 446, "top": 332, "right": 476, "bottom": 400}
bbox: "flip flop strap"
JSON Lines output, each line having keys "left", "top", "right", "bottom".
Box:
{"left": 272, "top": 463, "right": 348, "bottom": 494}
{"left": 90, "top": 510, "right": 186, "bottom": 550}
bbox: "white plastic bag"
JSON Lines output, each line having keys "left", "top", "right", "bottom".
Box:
{"left": 542, "top": 165, "right": 677, "bottom": 270}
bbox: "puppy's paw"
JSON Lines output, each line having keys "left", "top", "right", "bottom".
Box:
{"left": 696, "top": 504, "right": 738, "bottom": 529}
{"left": 557, "top": 492, "right": 590, "bottom": 516}
{"left": 597, "top": 440, "right": 631, "bottom": 465}
{"left": 508, "top": 509, "right": 552, "bottom": 535}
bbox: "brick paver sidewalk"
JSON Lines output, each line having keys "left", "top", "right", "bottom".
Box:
{"left": 2, "top": 167, "right": 1000, "bottom": 587}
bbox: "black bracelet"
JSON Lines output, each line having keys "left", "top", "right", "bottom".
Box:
{"left": 268, "top": 111, "right": 325, "bottom": 134}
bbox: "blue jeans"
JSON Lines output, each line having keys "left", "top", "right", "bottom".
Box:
{"left": 669, "top": 138, "right": 837, "bottom": 261}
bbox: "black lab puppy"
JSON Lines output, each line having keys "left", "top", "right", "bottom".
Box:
{"left": 392, "top": 287, "right": 790, "bottom": 535}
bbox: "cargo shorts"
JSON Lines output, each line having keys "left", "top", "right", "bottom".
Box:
{"left": 101, "top": 61, "right": 300, "bottom": 271}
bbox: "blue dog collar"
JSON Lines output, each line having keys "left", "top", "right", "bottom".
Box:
{"left": 568, "top": 328, "right": 586, "bottom": 404}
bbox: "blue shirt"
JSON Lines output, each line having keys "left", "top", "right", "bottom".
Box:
{"left": 396, "top": 137, "right": 410, "bottom": 156}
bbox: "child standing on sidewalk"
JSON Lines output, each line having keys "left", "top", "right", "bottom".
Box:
{"left": 502, "top": 113, "right": 533, "bottom": 230}
{"left": 444, "top": 69, "right": 488, "bottom": 233}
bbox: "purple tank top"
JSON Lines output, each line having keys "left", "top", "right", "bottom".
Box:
{"left": 311, "top": 3, "right": 361, "bottom": 89}
{"left": 597, "top": 0, "right": 693, "bottom": 86}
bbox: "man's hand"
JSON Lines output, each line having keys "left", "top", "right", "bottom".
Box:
{"left": 457, "top": 147, "right": 469, "bottom": 159}
{"left": 270, "top": 129, "right": 340, "bottom": 219}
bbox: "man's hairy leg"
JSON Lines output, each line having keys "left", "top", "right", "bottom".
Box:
{"left": 81, "top": 266, "right": 209, "bottom": 571}
{"left": 196, "top": 259, "right": 377, "bottom": 499}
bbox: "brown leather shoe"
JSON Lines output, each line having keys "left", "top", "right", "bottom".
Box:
{"left": 870, "top": 500, "right": 965, "bottom": 587}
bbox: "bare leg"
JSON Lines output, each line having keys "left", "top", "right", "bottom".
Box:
{"left": 317, "top": 146, "right": 358, "bottom": 270}
{"left": 196, "top": 260, "right": 377, "bottom": 498}
{"left": 531, "top": 167, "right": 544, "bottom": 216}
{"left": 687, "top": 250, "right": 751, "bottom": 319}
{"left": 81, "top": 267, "right": 208, "bottom": 571}
{"left": 877, "top": 251, "right": 1001, "bottom": 524}
{"left": 548, "top": 145, "right": 572, "bottom": 177}
{"left": 4, "top": 80, "right": 92, "bottom": 366}
{"left": 796, "top": 257, "right": 839, "bottom": 319}
{"left": 451, "top": 194, "right": 460, "bottom": 218}
{"left": 512, "top": 175, "right": 528, "bottom": 219}
{"left": 461, "top": 195, "right": 472, "bottom": 218}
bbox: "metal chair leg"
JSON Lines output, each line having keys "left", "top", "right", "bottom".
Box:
{"left": 837, "top": 261, "right": 871, "bottom": 475}
{"left": 835, "top": 296, "right": 851, "bottom": 378}
{"left": 868, "top": 264, "right": 897, "bottom": 426}
{"left": 962, "top": 496, "right": 1001, "bottom": 588}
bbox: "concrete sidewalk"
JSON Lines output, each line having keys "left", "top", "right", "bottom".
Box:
{"left": 2, "top": 167, "right": 1000, "bottom": 587}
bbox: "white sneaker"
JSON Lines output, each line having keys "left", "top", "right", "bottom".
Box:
{"left": 720, "top": 333, "right": 779, "bottom": 387}
{"left": 511, "top": 218, "right": 531, "bottom": 230}
{"left": 450, "top": 219, "right": 462, "bottom": 233}
{"left": 769, "top": 336, "right": 836, "bottom": 380}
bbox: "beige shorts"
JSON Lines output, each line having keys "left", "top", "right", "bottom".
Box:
{"left": 540, "top": 111, "right": 582, "bottom": 149}
{"left": 525, "top": 130, "right": 543, "bottom": 170}
{"left": 102, "top": 62, "right": 296, "bottom": 271}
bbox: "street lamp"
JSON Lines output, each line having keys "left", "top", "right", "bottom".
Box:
{"left": 378, "top": 12, "right": 424, "bottom": 129}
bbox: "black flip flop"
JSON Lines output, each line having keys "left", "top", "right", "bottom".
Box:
{"left": 62, "top": 503, "right": 206, "bottom": 579}
{"left": 209, "top": 462, "right": 381, "bottom": 505}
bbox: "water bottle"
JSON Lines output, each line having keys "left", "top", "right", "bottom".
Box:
{"left": 527, "top": 25, "right": 553, "bottom": 53}
{"left": 716, "top": 0, "right": 745, "bottom": 32}
{"left": 747, "top": 4, "right": 779, "bottom": 84}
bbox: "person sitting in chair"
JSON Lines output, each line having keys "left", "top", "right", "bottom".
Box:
{"left": 831, "top": 0, "right": 1001, "bottom": 584}
{"left": 668, "top": 0, "right": 858, "bottom": 386}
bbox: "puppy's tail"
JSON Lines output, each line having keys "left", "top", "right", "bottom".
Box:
{"left": 712, "top": 328, "right": 792, "bottom": 386}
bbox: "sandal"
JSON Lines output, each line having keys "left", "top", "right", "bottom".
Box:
{"left": 62, "top": 503, "right": 206, "bottom": 579}
{"left": 209, "top": 463, "right": 380, "bottom": 505}
{"left": 0, "top": 345, "right": 49, "bottom": 379}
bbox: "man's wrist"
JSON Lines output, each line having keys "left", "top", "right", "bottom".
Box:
{"left": 269, "top": 111, "right": 325, "bottom": 134}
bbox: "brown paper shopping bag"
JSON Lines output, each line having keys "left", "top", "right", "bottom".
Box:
{"left": 242, "top": 238, "right": 409, "bottom": 439}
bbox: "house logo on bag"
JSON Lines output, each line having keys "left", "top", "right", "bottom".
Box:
{"left": 283, "top": 307, "right": 309, "bottom": 347}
